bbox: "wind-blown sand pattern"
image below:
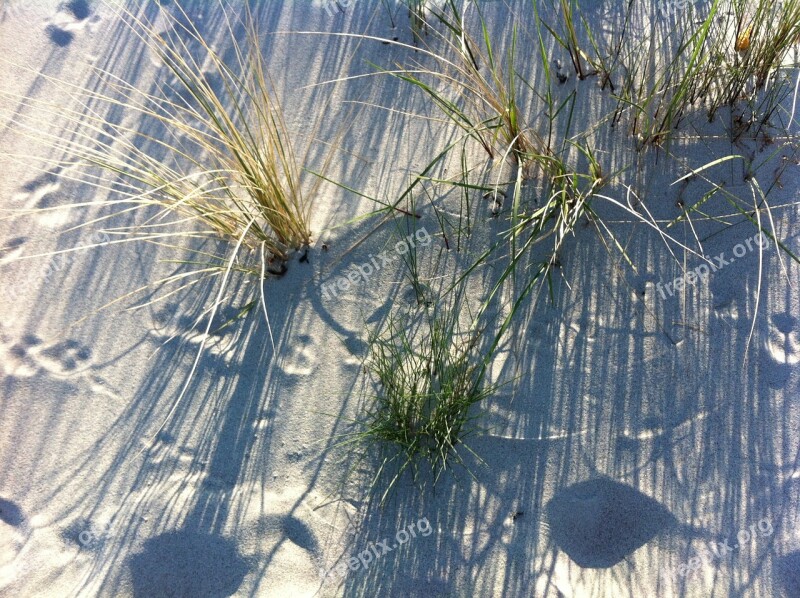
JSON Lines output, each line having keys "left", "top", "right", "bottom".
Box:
{"left": 1, "top": 1, "right": 799, "bottom": 597}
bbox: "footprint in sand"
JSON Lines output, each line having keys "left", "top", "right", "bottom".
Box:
{"left": 63, "top": 0, "right": 91, "bottom": 21}
{"left": 37, "top": 339, "right": 92, "bottom": 375}
{"left": 45, "top": 25, "right": 74, "bottom": 47}
{"left": 149, "top": 302, "right": 240, "bottom": 362}
{"left": 13, "top": 169, "right": 79, "bottom": 228}
{"left": 128, "top": 531, "right": 249, "bottom": 597}
{"left": 0, "top": 498, "right": 34, "bottom": 590}
{"left": 762, "top": 313, "right": 799, "bottom": 387}
{"left": 251, "top": 489, "right": 344, "bottom": 584}
{"left": 44, "top": 0, "right": 100, "bottom": 48}
{"left": 0, "top": 331, "right": 92, "bottom": 378}
{"left": 13, "top": 169, "right": 60, "bottom": 206}
{"left": 0, "top": 498, "right": 25, "bottom": 528}
{"left": 280, "top": 336, "right": 316, "bottom": 377}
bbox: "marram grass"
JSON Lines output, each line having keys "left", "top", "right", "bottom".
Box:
{"left": 108, "top": 2, "right": 313, "bottom": 259}
{"left": 0, "top": 1, "right": 324, "bottom": 445}
{"left": 4, "top": 1, "right": 313, "bottom": 263}
{"left": 344, "top": 296, "right": 499, "bottom": 505}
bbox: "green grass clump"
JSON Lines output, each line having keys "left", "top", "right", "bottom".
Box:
{"left": 544, "top": 0, "right": 596, "bottom": 81}
{"left": 601, "top": 0, "right": 799, "bottom": 145}
{"left": 390, "top": 1, "right": 540, "bottom": 169}
{"left": 353, "top": 299, "right": 497, "bottom": 504}
{"left": 703, "top": 0, "right": 800, "bottom": 119}
{"left": 607, "top": 0, "right": 722, "bottom": 147}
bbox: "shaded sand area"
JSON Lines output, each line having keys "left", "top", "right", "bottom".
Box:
{"left": 1, "top": 1, "right": 799, "bottom": 596}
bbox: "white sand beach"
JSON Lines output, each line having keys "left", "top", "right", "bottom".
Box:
{"left": 1, "top": 1, "right": 799, "bottom": 597}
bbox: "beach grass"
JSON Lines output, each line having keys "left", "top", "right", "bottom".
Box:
{"left": 704, "top": 0, "right": 800, "bottom": 120}
{"left": 408, "top": 0, "right": 428, "bottom": 44}
{"left": 1, "top": 0, "right": 329, "bottom": 333}
{"left": 543, "top": 0, "right": 595, "bottom": 81}
{"left": 2, "top": 0, "right": 799, "bottom": 498}
{"left": 5, "top": 2, "right": 313, "bottom": 264}
{"left": 349, "top": 295, "right": 497, "bottom": 505}
{"left": 117, "top": 2, "right": 313, "bottom": 258}
{"left": 604, "top": 0, "right": 799, "bottom": 145}
{"left": 0, "top": 1, "right": 329, "bottom": 445}
{"left": 392, "top": 1, "right": 540, "bottom": 168}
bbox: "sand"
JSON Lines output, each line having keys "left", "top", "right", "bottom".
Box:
{"left": 0, "top": 1, "right": 799, "bottom": 597}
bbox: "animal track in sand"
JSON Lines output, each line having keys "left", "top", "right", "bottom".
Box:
{"left": 280, "top": 336, "right": 315, "bottom": 376}
{"left": 0, "top": 498, "right": 25, "bottom": 528}
{"left": 762, "top": 313, "right": 799, "bottom": 388}
{"left": 14, "top": 170, "right": 77, "bottom": 228}
{"left": 766, "top": 313, "right": 800, "bottom": 365}
{"left": 0, "top": 330, "right": 92, "bottom": 378}
{"left": 149, "top": 303, "right": 238, "bottom": 362}
{"left": 14, "top": 170, "right": 60, "bottom": 206}
{"left": 43, "top": 0, "right": 100, "bottom": 48}
{"left": 37, "top": 339, "right": 91, "bottom": 375}
{"left": 254, "top": 490, "right": 326, "bottom": 549}
{"left": 63, "top": 0, "right": 91, "bottom": 21}
{"left": 0, "top": 498, "right": 34, "bottom": 592}
{"left": 45, "top": 24, "right": 73, "bottom": 47}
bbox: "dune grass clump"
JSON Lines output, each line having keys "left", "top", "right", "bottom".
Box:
{"left": 0, "top": 1, "right": 326, "bottom": 442}
{"left": 607, "top": 1, "right": 722, "bottom": 147}
{"left": 406, "top": 7, "right": 620, "bottom": 249}
{"left": 352, "top": 299, "right": 497, "bottom": 504}
{"left": 106, "top": 3, "right": 312, "bottom": 259}
{"left": 702, "top": 0, "right": 800, "bottom": 120}
{"left": 389, "top": 1, "right": 541, "bottom": 169}
{"left": 5, "top": 2, "right": 313, "bottom": 266}
{"left": 599, "top": 0, "right": 800, "bottom": 145}
{"left": 333, "top": 1, "right": 629, "bottom": 308}
{"left": 544, "top": 0, "right": 596, "bottom": 81}
{"left": 375, "top": 1, "right": 611, "bottom": 259}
